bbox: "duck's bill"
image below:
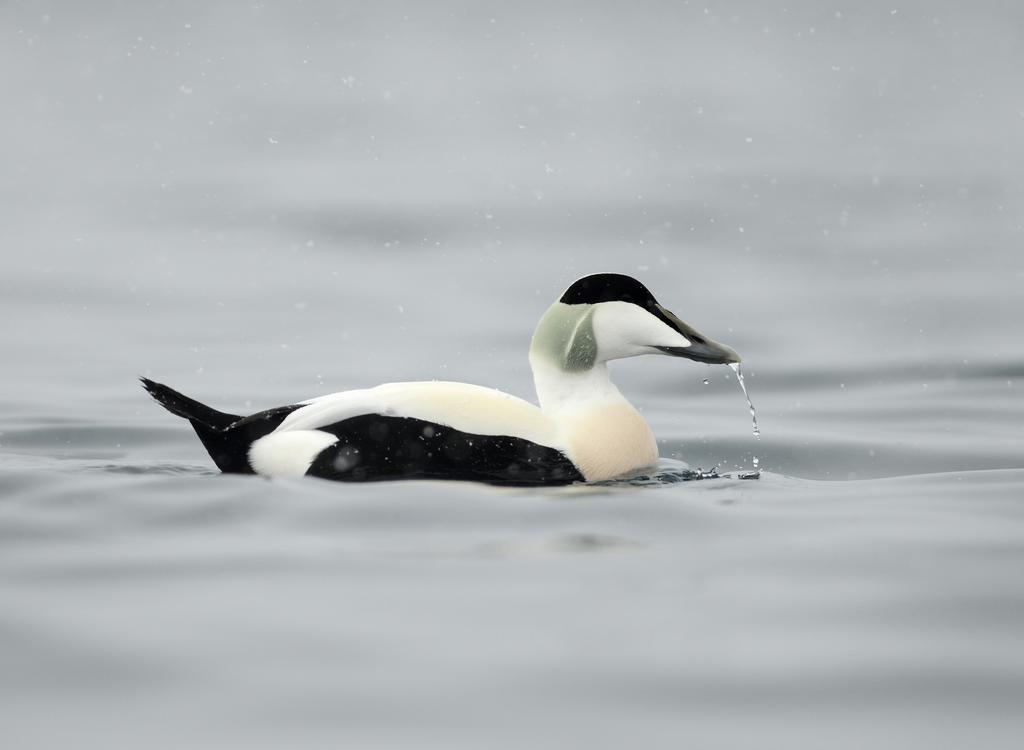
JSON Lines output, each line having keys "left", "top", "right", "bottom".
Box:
{"left": 656, "top": 340, "right": 741, "bottom": 365}
{"left": 653, "top": 304, "right": 741, "bottom": 364}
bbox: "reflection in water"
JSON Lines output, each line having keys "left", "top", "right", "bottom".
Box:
{"left": 474, "top": 532, "right": 644, "bottom": 558}
{"left": 98, "top": 463, "right": 219, "bottom": 477}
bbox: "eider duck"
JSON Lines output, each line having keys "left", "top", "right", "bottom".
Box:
{"left": 142, "top": 273, "right": 740, "bottom": 485}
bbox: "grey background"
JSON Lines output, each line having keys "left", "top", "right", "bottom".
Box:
{"left": 2, "top": 2, "right": 1023, "bottom": 749}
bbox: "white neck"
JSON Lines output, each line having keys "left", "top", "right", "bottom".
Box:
{"left": 528, "top": 301, "right": 628, "bottom": 413}
{"left": 529, "top": 356, "right": 624, "bottom": 413}
{"left": 527, "top": 300, "right": 658, "bottom": 480}
{"left": 528, "top": 326, "right": 658, "bottom": 482}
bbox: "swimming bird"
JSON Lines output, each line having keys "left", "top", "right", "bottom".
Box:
{"left": 142, "top": 273, "right": 740, "bottom": 485}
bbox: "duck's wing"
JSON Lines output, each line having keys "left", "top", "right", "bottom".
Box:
{"left": 249, "top": 382, "right": 581, "bottom": 485}
{"left": 282, "top": 381, "right": 559, "bottom": 446}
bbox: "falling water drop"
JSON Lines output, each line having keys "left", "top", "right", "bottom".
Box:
{"left": 728, "top": 362, "right": 760, "bottom": 440}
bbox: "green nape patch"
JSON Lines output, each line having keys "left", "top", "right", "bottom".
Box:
{"left": 531, "top": 302, "right": 597, "bottom": 372}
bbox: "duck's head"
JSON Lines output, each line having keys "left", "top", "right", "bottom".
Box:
{"left": 530, "top": 273, "right": 740, "bottom": 371}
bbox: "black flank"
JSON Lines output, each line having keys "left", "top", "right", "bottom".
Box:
{"left": 307, "top": 414, "right": 583, "bottom": 486}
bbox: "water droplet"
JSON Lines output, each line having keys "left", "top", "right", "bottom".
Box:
{"left": 701, "top": 378, "right": 709, "bottom": 385}
{"left": 728, "top": 362, "right": 760, "bottom": 440}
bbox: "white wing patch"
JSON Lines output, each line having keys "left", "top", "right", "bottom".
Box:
{"left": 276, "top": 381, "right": 562, "bottom": 450}
{"left": 249, "top": 429, "right": 338, "bottom": 477}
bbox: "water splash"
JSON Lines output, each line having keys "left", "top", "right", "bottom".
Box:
{"left": 598, "top": 466, "right": 761, "bottom": 486}
{"left": 728, "top": 362, "right": 760, "bottom": 440}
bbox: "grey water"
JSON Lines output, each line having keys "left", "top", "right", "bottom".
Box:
{"left": 3, "top": 2, "right": 1024, "bottom": 749}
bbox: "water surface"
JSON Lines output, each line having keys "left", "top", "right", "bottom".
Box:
{"left": 2, "top": 2, "right": 1023, "bottom": 748}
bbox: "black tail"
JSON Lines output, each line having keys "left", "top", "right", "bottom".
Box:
{"left": 140, "top": 377, "right": 240, "bottom": 429}
{"left": 141, "top": 377, "right": 253, "bottom": 473}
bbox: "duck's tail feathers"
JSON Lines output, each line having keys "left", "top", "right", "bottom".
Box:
{"left": 141, "top": 377, "right": 256, "bottom": 473}
{"left": 140, "top": 377, "right": 241, "bottom": 430}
